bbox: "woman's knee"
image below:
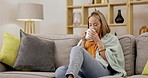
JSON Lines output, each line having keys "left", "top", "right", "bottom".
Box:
{"left": 71, "top": 46, "right": 84, "bottom": 54}
{"left": 72, "top": 46, "right": 82, "bottom": 50}
{"left": 55, "top": 66, "right": 68, "bottom": 78}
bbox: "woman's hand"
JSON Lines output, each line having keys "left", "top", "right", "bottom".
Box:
{"left": 80, "top": 31, "right": 87, "bottom": 41}
{"left": 88, "top": 29, "right": 101, "bottom": 43}
{"left": 80, "top": 31, "right": 87, "bottom": 48}
{"left": 88, "top": 29, "right": 104, "bottom": 49}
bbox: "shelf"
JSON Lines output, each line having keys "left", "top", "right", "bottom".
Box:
{"left": 67, "top": 5, "right": 82, "bottom": 9}
{"left": 68, "top": 2, "right": 127, "bottom": 8}
{"left": 83, "top": 4, "right": 108, "bottom": 8}
{"left": 130, "top": 0, "right": 148, "bottom": 5}
{"left": 108, "top": 24, "right": 126, "bottom": 27}
{"left": 68, "top": 24, "right": 126, "bottom": 28}
{"left": 67, "top": 0, "right": 148, "bottom": 34}
{"left": 109, "top": 2, "right": 126, "bottom": 6}
{"left": 68, "top": 25, "right": 87, "bottom": 28}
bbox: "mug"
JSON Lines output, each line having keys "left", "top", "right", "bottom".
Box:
{"left": 85, "top": 29, "right": 95, "bottom": 41}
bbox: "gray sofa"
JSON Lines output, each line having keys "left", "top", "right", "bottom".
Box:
{"left": 0, "top": 33, "right": 148, "bottom": 78}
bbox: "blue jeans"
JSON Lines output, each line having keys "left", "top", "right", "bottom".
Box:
{"left": 55, "top": 46, "right": 112, "bottom": 78}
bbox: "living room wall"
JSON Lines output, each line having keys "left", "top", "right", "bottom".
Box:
{"left": 0, "top": 0, "right": 148, "bottom": 36}
{"left": 0, "top": 0, "right": 66, "bottom": 35}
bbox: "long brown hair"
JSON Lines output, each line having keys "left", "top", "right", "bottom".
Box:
{"left": 88, "top": 11, "right": 110, "bottom": 38}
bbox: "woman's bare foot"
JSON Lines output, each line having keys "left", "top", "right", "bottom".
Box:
{"left": 67, "top": 74, "right": 73, "bottom": 78}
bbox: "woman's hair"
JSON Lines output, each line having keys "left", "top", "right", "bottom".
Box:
{"left": 88, "top": 11, "right": 110, "bottom": 38}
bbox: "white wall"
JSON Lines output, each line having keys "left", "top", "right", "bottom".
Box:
{"left": 0, "top": 0, "right": 66, "bottom": 34}
{"left": 0, "top": 0, "right": 148, "bottom": 36}
{"left": 40, "top": 0, "right": 66, "bottom": 34}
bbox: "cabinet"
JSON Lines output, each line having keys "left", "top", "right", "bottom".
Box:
{"left": 66, "top": 0, "right": 148, "bottom": 34}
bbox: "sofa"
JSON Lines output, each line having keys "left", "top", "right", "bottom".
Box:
{"left": 0, "top": 32, "right": 148, "bottom": 78}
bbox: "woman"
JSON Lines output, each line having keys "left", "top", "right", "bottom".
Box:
{"left": 55, "top": 11, "right": 126, "bottom": 78}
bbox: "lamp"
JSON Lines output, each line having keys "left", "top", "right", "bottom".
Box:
{"left": 17, "top": 3, "right": 43, "bottom": 34}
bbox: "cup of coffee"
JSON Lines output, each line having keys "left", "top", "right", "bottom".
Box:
{"left": 85, "top": 29, "right": 95, "bottom": 41}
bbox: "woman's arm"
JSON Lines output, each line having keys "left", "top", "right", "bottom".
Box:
{"left": 80, "top": 40, "right": 86, "bottom": 48}
{"left": 97, "top": 41, "right": 107, "bottom": 61}
{"left": 86, "top": 29, "right": 107, "bottom": 60}
{"left": 88, "top": 29, "right": 107, "bottom": 60}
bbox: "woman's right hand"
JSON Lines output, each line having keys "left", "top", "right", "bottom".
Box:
{"left": 80, "top": 31, "right": 86, "bottom": 41}
{"left": 80, "top": 31, "right": 86, "bottom": 48}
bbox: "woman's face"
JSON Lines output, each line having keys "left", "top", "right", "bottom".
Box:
{"left": 88, "top": 16, "right": 101, "bottom": 34}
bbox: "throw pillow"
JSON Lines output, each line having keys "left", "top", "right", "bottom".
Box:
{"left": 0, "top": 32, "right": 20, "bottom": 67}
{"left": 142, "top": 61, "right": 148, "bottom": 75}
{"left": 13, "top": 30, "right": 55, "bottom": 71}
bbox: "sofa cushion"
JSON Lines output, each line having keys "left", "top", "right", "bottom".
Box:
{"left": 14, "top": 30, "right": 55, "bottom": 71}
{"left": 136, "top": 33, "right": 148, "bottom": 74}
{"left": 0, "top": 71, "right": 55, "bottom": 78}
{"left": 0, "top": 62, "right": 7, "bottom": 72}
{"left": 0, "top": 32, "right": 20, "bottom": 67}
{"left": 35, "top": 34, "right": 81, "bottom": 69}
{"left": 126, "top": 75, "right": 148, "bottom": 78}
{"left": 118, "top": 35, "right": 136, "bottom": 76}
{"left": 100, "top": 76, "right": 123, "bottom": 78}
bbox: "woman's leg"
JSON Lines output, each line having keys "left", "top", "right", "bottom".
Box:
{"left": 66, "top": 46, "right": 111, "bottom": 78}
{"left": 80, "top": 48, "right": 111, "bottom": 78}
{"left": 55, "top": 66, "right": 85, "bottom": 78}
{"left": 55, "top": 66, "right": 68, "bottom": 78}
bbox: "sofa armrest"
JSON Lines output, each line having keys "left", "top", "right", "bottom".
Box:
{"left": 0, "top": 62, "right": 7, "bottom": 72}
